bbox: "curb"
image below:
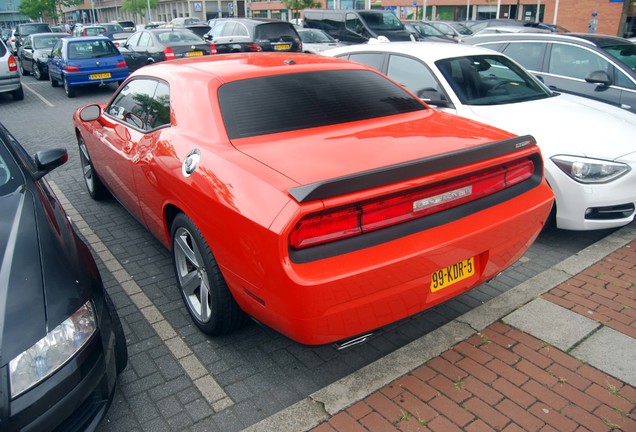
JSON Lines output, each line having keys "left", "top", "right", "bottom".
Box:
{"left": 245, "top": 222, "right": 636, "bottom": 432}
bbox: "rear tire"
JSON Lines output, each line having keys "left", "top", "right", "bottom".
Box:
{"left": 171, "top": 213, "right": 245, "bottom": 335}
{"left": 12, "top": 86, "right": 24, "bottom": 101}
{"left": 64, "top": 77, "right": 75, "bottom": 98}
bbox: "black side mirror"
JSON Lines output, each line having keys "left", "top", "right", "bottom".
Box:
{"left": 34, "top": 148, "right": 68, "bottom": 179}
{"left": 585, "top": 70, "right": 612, "bottom": 87}
{"left": 417, "top": 88, "right": 453, "bottom": 108}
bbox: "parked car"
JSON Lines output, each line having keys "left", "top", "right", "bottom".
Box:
{"left": 466, "top": 19, "right": 554, "bottom": 34}
{"left": 402, "top": 20, "right": 456, "bottom": 42}
{"left": 100, "top": 23, "right": 124, "bottom": 32}
{"left": 8, "top": 28, "right": 18, "bottom": 55}
{"left": 73, "top": 24, "right": 106, "bottom": 37}
{"left": 204, "top": 18, "right": 302, "bottom": 53}
{"left": 72, "top": 52, "right": 553, "bottom": 345}
{"left": 0, "top": 39, "right": 23, "bottom": 100}
{"left": 48, "top": 36, "right": 129, "bottom": 98}
{"left": 303, "top": 9, "right": 412, "bottom": 44}
{"left": 170, "top": 17, "right": 205, "bottom": 27}
{"left": 113, "top": 20, "right": 135, "bottom": 31}
{"left": 17, "top": 32, "right": 69, "bottom": 80}
{"left": 428, "top": 20, "right": 474, "bottom": 41}
{"left": 323, "top": 42, "right": 636, "bottom": 231}
{"left": 473, "top": 25, "right": 551, "bottom": 35}
{"left": 0, "top": 121, "right": 127, "bottom": 431}
{"left": 50, "top": 25, "right": 65, "bottom": 33}
{"left": 103, "top": 29, "right": 135, "bottom": 48}
{"left": 463, "top": 33, "right": 636, "bottom": 114}
{"left": 119, "top": 28, "right": 214, "bottom": 72}
{"left": 14, "top": 22, "right": 52, "bottom": 53}
{"left": 297, "top": 28, "right": 346, "bottom": 53}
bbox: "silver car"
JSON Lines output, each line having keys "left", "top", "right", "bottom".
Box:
{"left": 0, "top": 39, "right": 23, "bottom": 100}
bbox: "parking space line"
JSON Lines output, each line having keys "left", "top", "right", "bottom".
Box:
{"left": 49, "top": 181, "right": 234, "bottom": 412}
{"left": 22, "top": 82, "right": 54, "bottom": 108}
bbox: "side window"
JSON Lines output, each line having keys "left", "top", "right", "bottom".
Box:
{"left": 615, "top": 69, "right": 636, "bottom": 89}
{"left": 502, "top": 42, "right": 545, "bottom": 71}
{"left": 138, "top": 32, "right": 151, "bottom": 47}
{"left": 548, "top": 44, "right": 610, "bottom": 80}
{"left": 51, "top": 40, "right": 63, "bottom": 57}
{"left": 127, "top": 32, "right": 142, "bottom": 47}
{"left": 387, "top": 54, "right": 445, "bottom": 100}
{"left": 345, "top": 13, "right": 363, "bottom": 33}
{"left": 222, "top": 22, "right": 238, "bottom": 36}
{"left": 149, "top": 82, "right": 171, "bottom": 129}
{"left": 209, "top": 22, "right": 225, "bottom": 38}
{"left": 236, "top": 24, "right": 249, "bottom": 37}
{"left": 106, "top": 79, "right": 162, "bottom": 131}
{"left": 346, "top": 53, "right": 385, "bottom": 72}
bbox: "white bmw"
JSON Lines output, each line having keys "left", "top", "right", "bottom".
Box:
{"left": 323, "top": 42, "right": 636, "bottom": 231}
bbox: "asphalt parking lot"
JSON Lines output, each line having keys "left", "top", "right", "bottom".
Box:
{"left": 0, "top": 77, "right": 620, "bottom": 432}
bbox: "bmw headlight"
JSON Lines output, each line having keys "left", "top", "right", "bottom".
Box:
{"left": 551, "top": 155, "right": 631, "bottom": 184}
{"left": 37, "top": 52, "right": 49, "bottom": 62}
{"left": 9, "top": 301, "right": 97, "bottom": 398}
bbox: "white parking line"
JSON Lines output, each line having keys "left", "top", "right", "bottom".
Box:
{"left": 49, "top": 181, "right": 234, "bottom": 412}
{"left": 22, "top": 82, "right": 54, "bottom": 107}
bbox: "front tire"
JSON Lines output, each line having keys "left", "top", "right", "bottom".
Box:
{"left": 12, "top": 85, "right": 24, "bottom": 101}
{"left": 78, "top": 134, "right": 109, "bottom": 199}
{"left": 32, "top": 62, "right": 43, "bottom": 80}
{"left": 50, "top": 74, "right": 59, "bottom": 87}
{"left": 171, "top": 213, "right": 244, "bottom": 335}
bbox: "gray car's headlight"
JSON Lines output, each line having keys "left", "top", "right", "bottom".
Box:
{"left": 36, "top": 52, "right": 49, "bottom": 62}
{"left": 551, "top": 155, "right": 631, "bottom": 184}
{"left": 9, "top": 301, "right": 97, "bottom": 398}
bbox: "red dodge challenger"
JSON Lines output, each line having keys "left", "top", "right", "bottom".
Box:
{"left": 73, "top": 53, "right": 554, "bottom": 345}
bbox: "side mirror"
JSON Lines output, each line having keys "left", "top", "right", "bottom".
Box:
{"left": 33, "top": 148, "right": 68, "bottom": 180}
{"left": 417, "top": 88, "right": 453, "bottom": 108}
{"left": 585, "top": 70, "right": 612, "bottom": 87}
{"left": 80, "top": 104, "right": 101, "bottom": 121}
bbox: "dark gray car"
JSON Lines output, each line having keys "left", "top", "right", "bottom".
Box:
{"left": 464, "top": 33, "right": 636, "bottom": 114}
{"left": 204, "top": 18, "right": 302, "bottom": 54}
{"left": 17, "top": 32, "right": 69, "bottom": 80}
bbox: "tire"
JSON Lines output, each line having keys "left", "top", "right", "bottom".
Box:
{"left": 77, "top": 134, "right": 109, "bottom": 200}
{"left": 64, "top": 77, "right": 75, "bottom": 98}
{"left": 32, "top": 63, "right": 43, "bottom": 80}
{"left": 171, "top": 213, "right": 245, "bottom": 335}
{"left": 12, "top": 85, "right": 24, "bottom": 101}
{"left": 50, "top": 74, "right": 58, "bottom": 87}
{"left": 18, "top": 59, "right": 29, "bottom": 76}
{"left": 104, "top": 292, "right": 128, "bottom": 374}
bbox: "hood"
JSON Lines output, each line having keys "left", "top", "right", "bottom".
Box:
{"left": 231, "top": 110, "right": 513, "bottom": 186}
{"left": 375, "top": 29, "right": 413, "bottom": 41}
{"left": 0, "top": 188, "right": 46, "bottom": 366}
{"left": 0, "top": 184, "right": 94, "bottom": 366}
{"left": 463, "top": 93, "right": 636, "bottom": 160}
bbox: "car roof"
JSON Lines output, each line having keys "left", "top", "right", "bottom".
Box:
{"left": 465, "top": 32, "right": 632, "bottom": 47}
{"left": 324, "top": 41, "right": 498, "bottom": 62}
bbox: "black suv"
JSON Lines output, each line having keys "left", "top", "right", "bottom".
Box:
{"left": 464, "top": 33, "right": 636, "bottom": 114}
{"left": 205, "top": 18, "right": 301, "bottom": 54}
{"left": 14, "top": 23, "right": 52, "bottom": 53}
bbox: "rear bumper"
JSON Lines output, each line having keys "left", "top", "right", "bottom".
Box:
{"left": 228, "top": 182, "right": 554, "bottom": 345}
{"left": 0, "top": 75, "right": 21, "bottom": 93}
{"left": 64, "top": 69, "right": 129, "bottom": 86}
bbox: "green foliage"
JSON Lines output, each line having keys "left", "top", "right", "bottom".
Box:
{"left": 18, "top": 0, "right": 81, "bottom": 21}
{"left": 120, "top": 0, "right": 159, "bottom": 18}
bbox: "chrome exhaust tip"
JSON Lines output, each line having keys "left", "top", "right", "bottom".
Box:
{"left": 333, "top": 333, "right": 374, "bottom": 350}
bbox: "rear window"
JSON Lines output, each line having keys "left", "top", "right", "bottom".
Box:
{"left": 20, "top": 24, "right": 51, "bottom": 35}
{"left": 33, "top": 35, "right": 67, "bottom": 49}
{"left": 219, "top": 70, "right": 425, "bottom": 139}
{"left": 254, "top": 23, "right": 299, "bottom": 41}
{"left": 67, "top": 39, "right": 119, "bottom": 59}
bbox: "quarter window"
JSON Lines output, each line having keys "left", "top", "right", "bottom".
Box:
{"left": 502, "top": 42, "right": 545, "bottom": 71}
{"left": 107, "top": 79, "right": 171, "bottom": 132}
{"left": 548, "top": 44, "right": 611, "bottom": 80}
{"left": 386, "top": 54, "right": 445, "bottom": 100}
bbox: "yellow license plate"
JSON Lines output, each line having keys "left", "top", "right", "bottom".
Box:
{"left": 186, "top": 51, "right": 203, "bottom": 57}
{"left": 89, "top": 72, "right": 111, "bottom": 80}
{"left": 430, "top": 257, "right": 475, "bottom": 292}
{"left": 274, "top": 44, "right": 291, "bottom": 51}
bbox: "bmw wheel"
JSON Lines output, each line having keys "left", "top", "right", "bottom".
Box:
{"left": 32, "top": 63, "right": 42, "bottom": 80}
{"left": 77, "top": 134, "right": 109, "bottom": 199}
{"left": 171, "top": 213, "right": 244, "bottom": 335}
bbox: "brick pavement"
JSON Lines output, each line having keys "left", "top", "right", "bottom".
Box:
{"left": 310, "top": 240, "right": 636, "bottom": 432}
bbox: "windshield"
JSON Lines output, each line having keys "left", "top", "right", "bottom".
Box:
{"left": 601, "top": 44, "right": 636, "bottom": 71}
{"left": 299, "top": 29, "right": 335, "bottom": 43}
{"left": 436, "top": 55, "right": 552, "bottom": 106}
{"left": 156, "top": 30, "right": 204, "bottom": 43}
{"left": 411, "top": 23, "right": 445, "bottom": 37}
{"left": 21, "top": 24, "right": 50, "bottom": 36}
{"left": 358, "top": 12, "right": 404, "bottom": 31}
{"left": 451, "top": 23, "right": 473, "bottom": 35}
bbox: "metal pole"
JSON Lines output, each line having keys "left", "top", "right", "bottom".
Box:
{"left": 536, "top": 0, "right": 540, "bottom": 22}
{"left": 466, "top": 0, "right": 470, "bottom": 21}
{"left": 147, "top": 0, "right": 151, "bottom": 22}
{"left": 423, "top": 0, "right": 427, "bottom": 20}
{"left": 553, "top": 0, "right": 559, "bottom": 24}
{"left": 496, "top": 0, "right": 501, "bottom": 19}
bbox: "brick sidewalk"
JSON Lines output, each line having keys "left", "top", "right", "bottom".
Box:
{"left": 311, "top": 241, "right": 636, "bottom": 432}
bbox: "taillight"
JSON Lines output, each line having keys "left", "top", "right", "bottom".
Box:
{"left": 8, "top": 55, "right": 17, "bottom": 72}
{"left": 164, "top": 46, "right": 176, "bottom": 60}
{"left": 209, "top": 43, "right": 217, "bottom": 54}
{"left": 65, "top": 65, "right": 80, "bottom": 72}
{"left": 247, "top": 43, "right": 262, "bottom": 52}
{"left": 82, "top": 29, "right": 87, "bottom": 36}
{"left": 290, "top": 159, "right": 535, "bottom": 249}
{"left": 116, "top": 60, "right": 127, "bottom": 68}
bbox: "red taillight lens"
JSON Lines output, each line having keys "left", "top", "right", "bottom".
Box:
{"left": 209, "top": 43, "right": 217, "bottom": 54}
{"left": 247, "top": 43, "right": 262, "bottom": 52}
{"left": 290, "top": 159, "right": 535, "bottom": 249}
{"left": 164, "top": 46, "right": 176, "bottom": 60}
{"left": 65, "top": 65, "right": 80, "bottom": 72}
{"left": 116, "top": 60, "right": 127, "bottom": 68}
{"left": 8, "top": 55, "right": 17, "bottom": 72}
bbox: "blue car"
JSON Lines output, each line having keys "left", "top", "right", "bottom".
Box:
{"left": 48, "top": 36, "right": 129, "bottom": 98}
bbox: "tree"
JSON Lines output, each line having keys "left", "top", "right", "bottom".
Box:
{"left": 18, "top": 0, "right": 81, "bottom": 22}
{"left": 121, "top": 0, "right": 159, "bottom": 22}
{"left": 280, "top": 0, "right": 322, "bottom": 20}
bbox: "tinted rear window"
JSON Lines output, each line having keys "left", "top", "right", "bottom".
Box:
{"left": 68, "top": 39, "right": 119, "bottom": 59}
{"left": 21, "top": 24, "right": 51, "bottom": 35}
{"left": 219, "top": 70, "right": 425, "bottom": 139}
{"left": 254, "top": 23, "right": 299, "bottom": 41}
